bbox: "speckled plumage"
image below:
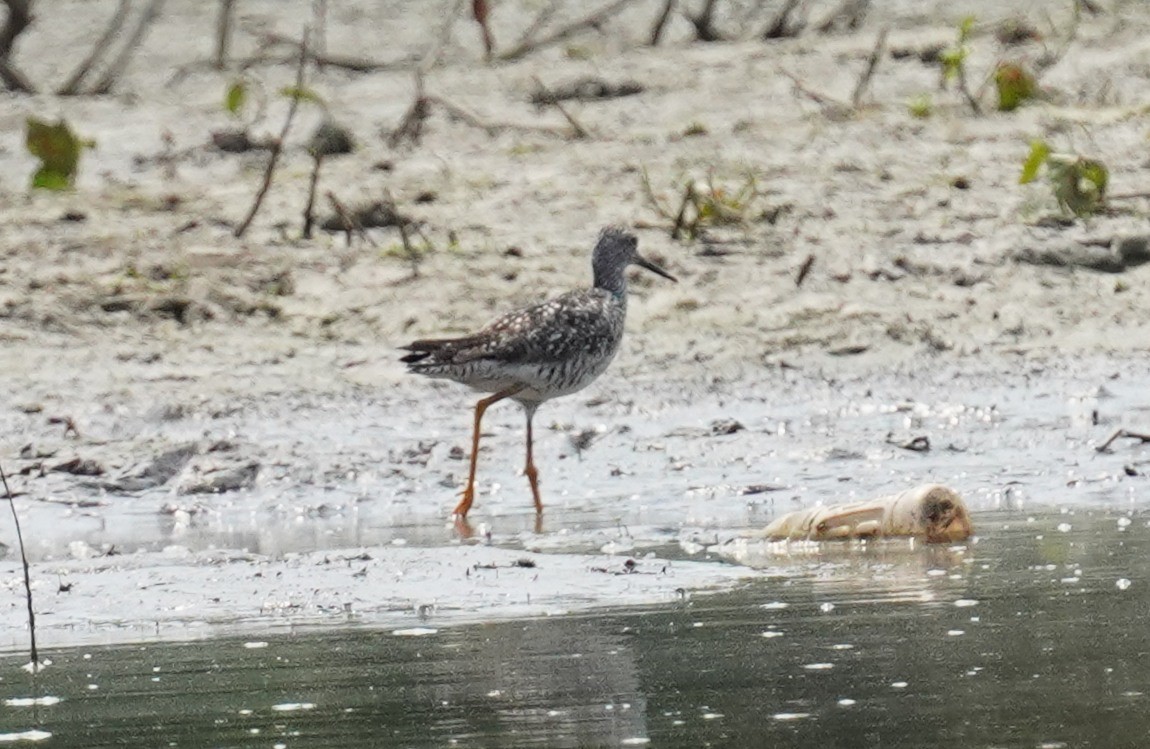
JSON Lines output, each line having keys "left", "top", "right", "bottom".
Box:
{"left": 401, "top": 287, "right": 626, "bottom": 404}
{"left": 400, "top": 226, "right": 676, "bottom": 520}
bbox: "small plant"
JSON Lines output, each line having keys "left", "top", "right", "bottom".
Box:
{"left": 25, "top": 117, "right": 92, "bottom": 190}
{"left": 225, "top": 79, "right": 247, "bottom": 117}
{"left": 907, "top": 94, "right": 933, "bottom": 119}
{"left": 939, "top": 15, "right": 981, "bottom": 113}
{"left": 994, "top": 62, "right": 1038, "bottom": 111}
{"left": 642, "top": 170, "right": 775, "bottom": 240}
{"left": 1020, "top": 139, "right": 1108, "bottom": 217}
{"left": 939, "top": 15, "right": 975, "bottom": 83}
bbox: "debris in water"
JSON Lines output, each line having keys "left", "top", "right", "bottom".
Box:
{"left": 759, "top": 484, "right": 973, "bottom": 542}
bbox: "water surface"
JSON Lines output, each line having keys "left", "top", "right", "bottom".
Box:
{"left": 4, "top": 509, "right": 1147, "bottom": 747}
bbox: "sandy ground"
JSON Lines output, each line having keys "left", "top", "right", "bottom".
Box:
{"left": 1, "top": 0, "right": 1149, "bottom": 648}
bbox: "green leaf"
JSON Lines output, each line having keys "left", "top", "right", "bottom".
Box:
{"left": 225, "top": 81, "right": 247, "bottom": 116}
{"left": 279, "top": 86, "right": 325, "bottom": 106}
{"left": 32, "top": 167, "right": 72, "bottom": 191}
{"left": 908, "top": 94, "right": 933, "bottom": 119}
{"left": 1019, "top": 140, "right": 1050, "bottom": 184}
{"left": 25, "top": 117, "right": 87, "bottom": 190}
{"left": 1049, "top": 156, "right": 1109, "bottom": 217}
{"left": 995, "top": 62, "right": 1037, "bottom": 112}
{"left": 958, "top": 15, "right": 976, "bottom": 43}
{"left": 1079, "top": 159, "right": 1108, "bottom": 195}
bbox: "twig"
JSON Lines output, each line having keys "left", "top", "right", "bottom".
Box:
{"left": 420, "top": 0, "right": 467, "bottom": 71}
{"left": 640, "top": 167, "right": 674, "bottom": 218}
{"left": 472, "top": 0, "right": 494, "bottom": 61}
{"left": 497, "top": 0, "right": 637, "bottom": 61}
{"left": 649, "top": 0, "right": 676, "bottom": 45}
{"left": 214, "top": 0, "right": 238, "bottom": 69}
{"left": 671, "top": 183, "right": 697, "bottom": 240}
{"left": 762, "top": 0, "right": 803, "bottom": 39}
{"left": 0, "top": 0, "right": 34, "bottom": 93}
{"left": 779, "top": 68, "right": 850, "bottom": 111}
{"left": 302, "top": 153, "right": 324, "bottom": 239}
{"left": 57, "top": 0, "right": 130, "bottom": 95}
{"left": 850, "top": 26, "right": 888, "bottom": 108}
{"left": 385, "top": 190, "right": 421, "bottom": 277}
{"left": 312, "top": 0, "right": 327, "bottom": 65}
{"left": 532, "top": 76, "right": 592, "bottom": 139}
{"left": 514, "top": 0, "right": 563, "bottom": 53}
{"left": 956, "top": 60, "right": 982, "bottom": 115}
{"left": 255, "top": 30, "right": 418, "bottom": 72}
{"left": 389, "top": 72, "right": 430, "bottom": 147}
{"left": 325, "top": 191, "right": 376, "bottom": 247}
{"left": 0, "top": 0, "right": 32, "bottom": 59}
{"left": 234, "top": 28, "right": 309, "bottom": 238}
{"left": 685, "top": 0, "right": 724, "bottom": 41}
{"left": 1096, "top": 428, "right": 1150, "bottom": 453}
{"left": 0, "top": 57, "right": 34, "bottom": 93}
{"left": 795, "top": 254, "right": 815, "bottom": 287}
{"left": 89, "top": 0, "right": 167, "bottom": 95}
{"left": 1, "top": 459, "right": 38, "bottom": 669}
{"left": 814, "top": 0, "right": 870, "bottom": 34}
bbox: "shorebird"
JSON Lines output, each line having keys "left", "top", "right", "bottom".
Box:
{"left": 400, "top": 226, "right": 676, "bottom": 519}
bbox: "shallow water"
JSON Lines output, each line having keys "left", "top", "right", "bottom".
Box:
{"left": 3, "top": 509, "right": 1148, "bottom": 747}
{"left": 12, "top": 361, "right": 1150, "bottom": 562}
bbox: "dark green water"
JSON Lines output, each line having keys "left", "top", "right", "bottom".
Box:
{"left": 3, "top": 510, "right": 1149, "bottom": 748}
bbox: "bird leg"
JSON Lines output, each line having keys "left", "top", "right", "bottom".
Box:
{"left": 453, "top": 385, "right": 524, "bottom": 518}
{"left": 524, "top": 405, "right": 543, "bottom": 514}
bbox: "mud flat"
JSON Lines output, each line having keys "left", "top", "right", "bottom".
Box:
{"left": 1, "top": 1, "right": 1149, "bottom": 648}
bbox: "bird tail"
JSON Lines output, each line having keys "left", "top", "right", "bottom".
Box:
{"left": 400, "top": 336, "right": 483, "bottom": 367}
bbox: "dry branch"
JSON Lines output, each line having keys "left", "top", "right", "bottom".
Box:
{"left": 325, "top": 191, "right": 375, "bottom": 247}
{"left": 762, "top": 0, "right": 804, "bottom": 39}
{"left": 420, "top": 0, "right": 466, "bottom": 71}
{"left": 532, "top": 76, "right": 592, "bottom": 138}
{"left": 389, "top": 72, "right": 430, "bottom": 147}
{"left": 780, "top": 68, "right": 849, "bottom": 112}
{"left": 89, "top": 0, "right": 167, "bottom": 95}
{"left": 497, "top": 0, "right": 637, "bottom": 61}
{"left": 302, "top": 153, "right": 324, "bottom": 239}
{"left": 0, "top": 0, "right": 34, "bottom": 92}
{"left": 472, "top": 0, "right": 494, "bottom": 61}
{"left": 649, "top": 0, "right": 676, "bottom": 45}
{"left": 57, "top": 0, "right": 130, "bottom": 95}
{"left": 814, "top": 0, "right": 869, "bottom": 34}
{"left": 1096, "top": 428, "right": 1150, "bottom": 453}
{"left": 850, "top": 26, "right": 888, "bottom": 108}
{"left": 0, "top": 0, "right": 32, "bottom": 59}
{"left": 234, "top": 30, "right": 309, "bottom": 238}
{"left": 215, "top": 0, "right": 238, "bottom": 69}
{"left": 685, "top": 0, "right": 724, "bottom": 41}
{"left": 1, "top": 459, "right": 39, "bottom": 669}
{"left": 256, "top": 29, "right": 418, "bottom": 72}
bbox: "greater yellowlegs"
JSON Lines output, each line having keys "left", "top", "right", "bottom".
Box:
{"left": 400, "top": 226, "right": 676, "bottom": 519}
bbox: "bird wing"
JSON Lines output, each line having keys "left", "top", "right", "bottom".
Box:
{"left": 402, "top": 290, "right": 613, "bottom": 366}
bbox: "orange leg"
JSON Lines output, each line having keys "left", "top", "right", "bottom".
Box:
{"left": 452, "top": 386, "right": 522, "bottom": 518}
{"left": 524, "top": 405, "right": 543, "bottom": 514}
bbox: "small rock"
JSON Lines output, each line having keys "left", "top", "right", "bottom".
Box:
{"left": 308, "top": 119, "right": 355, "bottom": 157}
{"left": 179, "top": 461, "right": 260, "bottom": 495}
{"left": 1116, "top": 235, "right": 1150, "bottom": 268}
{"left": 97, "top": 443, "right": 199, "bottom": 492}
{"left": 51, "top": 457, "right": 105, "bottom": 476}
{"left": 710, "top": 418, "right": 745, "bottom": 436}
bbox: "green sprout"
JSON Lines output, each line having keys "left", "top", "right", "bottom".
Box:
{"left": 1020, "top": 139, "right": 1108, "bottom": 217}
{"left": 940, "top": 15, "right": 975, "bottom": 82}
{"left": 908, "top": 94, "right": 933, "bottom": 119}
{"left": 994, "top": 62, "right": 1038, "bottom": 111}
{"left": 25, "top": 117, "right": 93, "bottom": 190}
